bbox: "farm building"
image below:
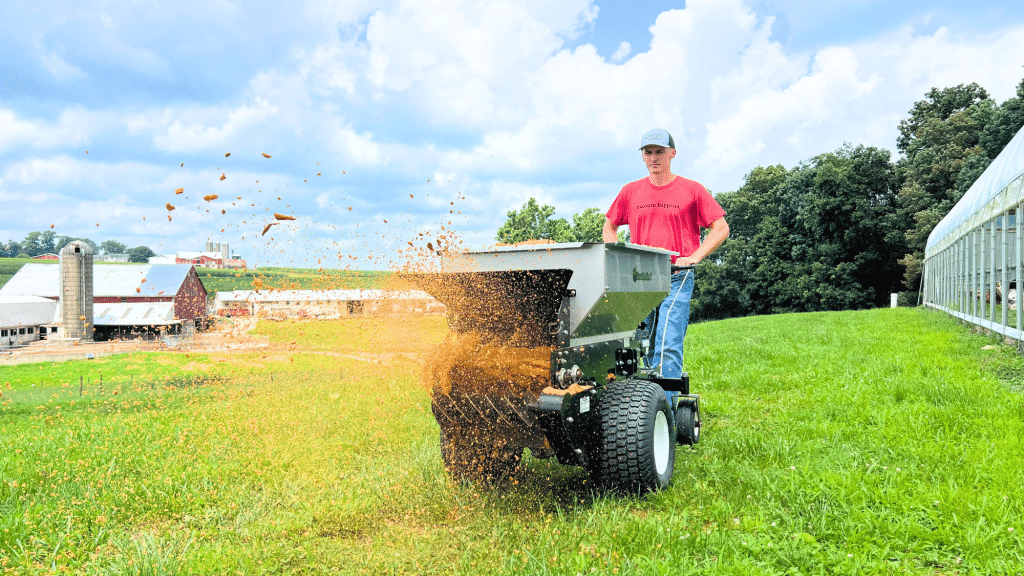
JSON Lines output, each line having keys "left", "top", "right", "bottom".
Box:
{"left": 0, "top": 263, "right": 208, "bottom": 341}
{"left": 0, "top": 295, "right": 58, "bottom": 349}
{"left": 214, "top": 289, "right": 443, "bottom": 319}
{"left": 175, "top": 251, "right": 225, "bottom": 269}
{"left": 94, "top": 253, "right": 130, "bottom": 263}
{"left": 31, "top": 253, "right": 59, "bottom": 260}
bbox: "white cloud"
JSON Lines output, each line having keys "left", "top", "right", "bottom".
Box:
{"left": 5, "top": 0, "right": 1024, "bottom": 266}
{"left": 152, "top": 98, "right": 280, "bottom": 153}
{"left": 610, "top": 41, "right": 631, "bottom": 63}
{"left": 39, "top": 51, "right": 88, "bottom": 82}
{"left": 0, "top": 108, "right": 97, "bottom": 152}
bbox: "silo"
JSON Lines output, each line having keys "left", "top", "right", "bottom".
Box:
{"left": 221, "top": 242, "right": 229, "bottom": 262}
{"left": 60, "top": 241, "right": 94, "bottom": 341}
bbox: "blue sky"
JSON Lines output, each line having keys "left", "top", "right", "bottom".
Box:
{"left": 2, "top": 0, "right": 1024, "bottom": 269}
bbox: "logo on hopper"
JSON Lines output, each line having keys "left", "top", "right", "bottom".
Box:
{"left": 632, "top": 267, "right": 652, "bottom": 282}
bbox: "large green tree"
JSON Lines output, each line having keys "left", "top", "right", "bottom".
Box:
{"left": 691, "top": 145, "right": 905, "bottom": 321}
{"left": 896, "top": 80, "right": 1024, "bottom": 289}
{"left": 100, "top": 239, "right": 128, "bottom": 255}
{"left": 496, "top": 198, "right": 606, "bottom": 243}
{"left": 128, "top": 246, "right": 156, "bottom": 263}
{"left": 21, "top": 230, "right": 58, "bottom": 257}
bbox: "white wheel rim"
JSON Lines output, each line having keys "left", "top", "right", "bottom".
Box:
{"left": 654, "top": 411, "right": 670, "bottom": 475}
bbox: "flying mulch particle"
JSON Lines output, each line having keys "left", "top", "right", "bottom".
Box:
{"left": 225, "top": 152, "right": 231, "bottom": 157}
{"left": 317, "top": 172, "right": 321, "bottom": 176}
{"left": 220, "top": 173, "right": 226, "bottom": 181}
{"left": 274, "top": 213, "right": 296, "bottom": 221}
{"left": 175, "top": 188, "right": 184, "bottom": 194}
{"left": 204, "top": 194, "right": 218, "bottom": 201}
{"left": 180, "top": 162, "right": 184, "bottom": 167}
{"left": 136, "top": 287, "right": 141, "bottom": 293}
{"left": 262, "top": 153, "right": 272, "bottom": 158}
{"left": 165, "top": 203, "right": 175, "bottom": 211}
{"left": 167, "top": 215, "right": 172, "bottom": 222}
{"left": 262, "top": 222, "right": 277, "bottom": 236}
{"left": 427, "top": 242, "right": 434, "bottom": 251}
{"left": 50, "top": 224, "right": 54, "bottom": 229}
{"left": 221, "top": 209, "right": 226, "bottom": 214}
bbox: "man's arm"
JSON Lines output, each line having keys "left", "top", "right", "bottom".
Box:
{"left": 602, "top": 217, "right": 619, "bottom": 243}
{"left": 676, "top": 217, "right": 729, "bottom": 266}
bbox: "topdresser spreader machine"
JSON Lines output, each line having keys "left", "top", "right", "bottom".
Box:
{"left": 412, "top": 242, "right": 701, "bottom": 493}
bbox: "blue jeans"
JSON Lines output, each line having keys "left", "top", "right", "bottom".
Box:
{"left": 637, "top": 268, "right": 694, "bottom": 379}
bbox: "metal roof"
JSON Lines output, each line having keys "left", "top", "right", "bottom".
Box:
{"left": 0, "top": 264, "right": 197, "bottom": 298}
{"left": 927, "top": 124, "right": 1024, "bottom": 253}
{"left": 93, "top": 302, "right": 177, "bottom": 326}
{"left": 140, "top": 265, "right": 197, "bottom": 296}
{"left": 0, "top": 264, "right": 60, "bottom": 297}
{"left": 0, "top": 296, "right": 58, "bottom": 328}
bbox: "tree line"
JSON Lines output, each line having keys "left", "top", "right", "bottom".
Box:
{"left": 0, "top": 230, "right": 156, "bottom": 263}
{"left": 496, "top": 79, "right": 1024, "bottom": 322}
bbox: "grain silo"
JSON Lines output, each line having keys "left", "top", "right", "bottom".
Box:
{"left": 60, "top": 241, "right": 94, "bottom": 341}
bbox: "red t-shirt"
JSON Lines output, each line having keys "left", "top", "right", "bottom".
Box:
{"left": 606, "top": 176, "right": 726, "bottom": 263}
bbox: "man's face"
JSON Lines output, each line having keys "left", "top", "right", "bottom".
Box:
{"left": 642, "top": 145, "right": 676, "bottom": 175}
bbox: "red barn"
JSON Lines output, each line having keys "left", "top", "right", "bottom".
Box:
{"left": 0, "top": 264, "right": 208, "bottom": 340}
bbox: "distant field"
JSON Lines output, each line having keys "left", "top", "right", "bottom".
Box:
{"left": 0, "top": 258, "right": 392, "bottom": 294}
{"left": 4, "top": 308, "right": 1024, "bottom": 574}
{"left": 195, "top": 267, "right": 393, "bottom": 293}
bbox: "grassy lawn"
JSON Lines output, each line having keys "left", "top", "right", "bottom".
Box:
{"left": 3, "top": 308, "right": 1024, "bottom": 574}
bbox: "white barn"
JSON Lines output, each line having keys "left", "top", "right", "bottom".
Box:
{"left": 213, "top": 289, "right": 444, "bottom": 319}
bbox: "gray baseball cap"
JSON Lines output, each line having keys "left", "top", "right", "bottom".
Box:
{"left": 639, "top": 128, "right": 675, "bottom": 149}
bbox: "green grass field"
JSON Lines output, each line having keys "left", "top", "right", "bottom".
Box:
{"left": 3, "top": 308, "right": 1024, "bottom": 574}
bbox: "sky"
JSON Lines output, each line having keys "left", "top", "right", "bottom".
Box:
{"left": 2, "top": 0, "right": 1024, "bottom": 270}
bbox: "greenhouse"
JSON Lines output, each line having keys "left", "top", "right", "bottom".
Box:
{"left": 924, "top": 125, "right": 1024, "bottom": 339}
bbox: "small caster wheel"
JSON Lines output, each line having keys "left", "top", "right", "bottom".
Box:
{"left": 675, "top": 401, "right": 700, "bottom": 445}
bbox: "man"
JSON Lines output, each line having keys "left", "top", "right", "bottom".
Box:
{"left": 602, "top": 128, "right": 729, "bottom": 378}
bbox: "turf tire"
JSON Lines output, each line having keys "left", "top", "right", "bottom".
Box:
{"left": 589, "top": 379, "right": 675, "bottom": 494}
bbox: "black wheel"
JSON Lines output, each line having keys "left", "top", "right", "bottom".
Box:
{"left": 439, "top": 430, "right": 521, "bottom": 482}
{"left": 588, "top": 379, "right": 676, "bottom": 494}
{"left": 675, "top": 403, "right": 700, "bottom": 445}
